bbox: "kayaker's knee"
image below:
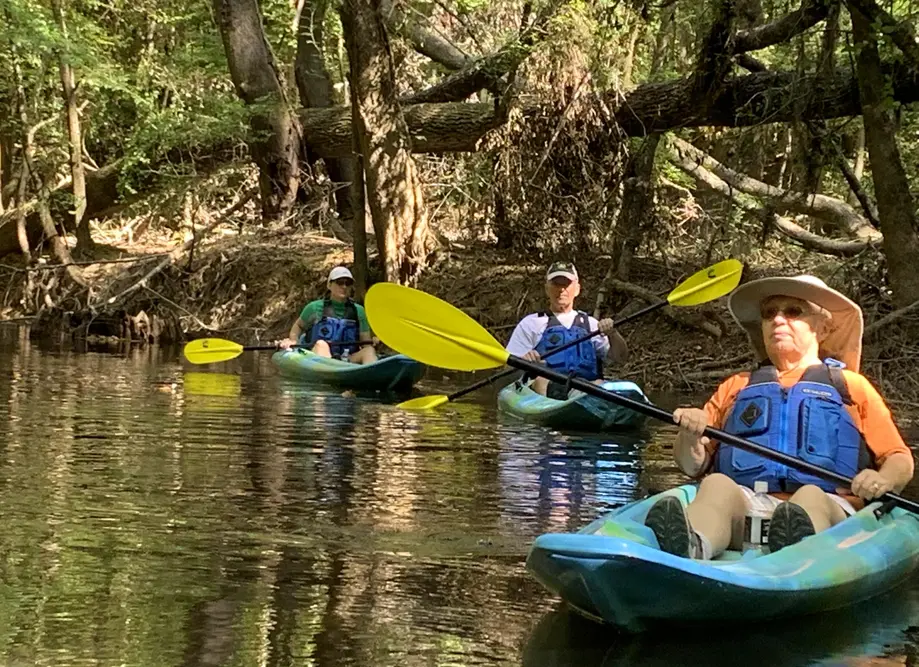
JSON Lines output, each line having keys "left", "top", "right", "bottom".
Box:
{"left": 697, "top": 473, "right": 740, "bottom": 498}
{"left": 313, "top": 339, "right": 332, "bottom": 357}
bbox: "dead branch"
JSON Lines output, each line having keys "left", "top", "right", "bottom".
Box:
{"left": 865, "top": 298, "right": 919, "bottom": 337}
{"left": 94, "top": 188, "right": 257, "bottom": 310}
{"left": 767, "top": 212, "right": 874, "bottom": 256}
{"left": 401, "top": 0, "right": 568, "bottom": 104}
{"left": 381, "top": 0, "right": 470, "bottom": 71}
{"left": 734, "top": 0, "right": 831, "bottom": 53}
{"left": 604, "top": 278, "right": 723, "bottom": 337}
{"left": 696, "top": 351, "right": 754, "bottom": 369}
{"left": 671, "top": 136, "right": 880, "bottom": 240}
{"left": 669, "top": 141, "right": 877, "bottom": 256}
{"left": 681, "top": 366, "right": 751, "bottom": 382}
{"left": 832, "top": 140, "right": 881, "bottom": 228}
{"left": 735, "top": 53, "right": 768, "bottom": 72}
{"left": 0, "top": 254, "right": 169, "bottom": 272}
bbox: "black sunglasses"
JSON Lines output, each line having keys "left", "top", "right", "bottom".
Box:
{"left": 332, "top": 278, "right": 354, "bottom": 287}
{"left": 760, "top": 304, "right": 810, "bottom": 320}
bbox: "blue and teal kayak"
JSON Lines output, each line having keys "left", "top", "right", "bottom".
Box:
{"left": 526, "top": 484, "right": 919, "bottom": 631}
{"left": 271, "top": 348, "right": 425, "bottom": 392}
{"left": 497, "top": 379, "right": 648, "bottom": 431}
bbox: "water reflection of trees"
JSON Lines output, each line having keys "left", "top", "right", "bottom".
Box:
{"left": 0, "top": 343, "right": 571, "bottom": 666}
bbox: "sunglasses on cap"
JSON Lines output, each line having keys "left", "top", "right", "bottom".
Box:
{"left": 332, "top": 278, "right": 354, "bottom": 287}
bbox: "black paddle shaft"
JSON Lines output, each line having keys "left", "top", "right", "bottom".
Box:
{"left": 447, "top": 300, "right": 668, "bottom": 402}
{"left": 508, "top": 355, "right": 919, "bottom": 514}
{"left": 245, "top": 340, "right": 373, "bottom": 352}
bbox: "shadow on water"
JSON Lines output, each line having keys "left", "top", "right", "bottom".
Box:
{"left": 523, "top": 584, "right": 919, "bottom": 667}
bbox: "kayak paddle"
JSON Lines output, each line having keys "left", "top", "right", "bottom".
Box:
{"left": 183, "top": 338, "right": 372, "bottom": 365}
{"left": 395, "top": 259, "right": 743, "bottom": 410}
{"left": 365, "top": 282, "right": 919, "bottom": 513}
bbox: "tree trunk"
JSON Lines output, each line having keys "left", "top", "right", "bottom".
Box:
{"left": 851, "top": 7, "right": 919, "bottom": 306}
{"left": 612, "top": 135, "right": 660, "bottom": 281}
{"left": 341, "top": 0, "right": 434, "bottom": 285}
{"left": 295, "top": 0, "right": 355, "bottom": 221}
{"left": 350, "top": 152, "right": 368, "bottom": 299}
{"left": 51, "top": 0, "right": 92, "bottom": 255}
{"left": 213, "top": 0, "right": 300, "bottom": 218}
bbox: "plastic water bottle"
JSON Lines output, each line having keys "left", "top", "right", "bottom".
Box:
{"left": 742, "top": 480, "right": 771, "bottom": 553}
{"left": 341, "top": 348, "right": 350, "bottom": 363}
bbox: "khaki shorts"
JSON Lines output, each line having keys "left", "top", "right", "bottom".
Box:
{"left": 740, "top": 485, "right": 857, "bottom": 517}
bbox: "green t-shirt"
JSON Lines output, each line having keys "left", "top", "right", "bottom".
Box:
{"left": 299, "top": 299, "right": 370, "bottom": 333}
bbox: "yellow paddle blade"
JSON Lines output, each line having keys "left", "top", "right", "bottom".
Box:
{"left": 667, "top": 259, "right": 743, "bottom": 306}
{"left": 396, "top": 394, "right": 450, "bottom": 411}
{"left": 183, "top": 338, "right": 245, "bottom": 365}
{"left": 365, "top": 283, "right": 509, "bottom": 371}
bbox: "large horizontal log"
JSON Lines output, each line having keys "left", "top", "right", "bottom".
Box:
{"left": 300, "top": 63, "right": 919, "bottom": 157}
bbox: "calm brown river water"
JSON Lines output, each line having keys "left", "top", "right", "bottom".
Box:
{"left": 1, "top": 324, "right": 918, "bottom": 667}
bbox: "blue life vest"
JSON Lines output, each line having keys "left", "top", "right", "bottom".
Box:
{"left": 715, "top": 360, "right": 871, "bottom": 493}
{"left": 305, "top": 299, "right": 360, "bottom": 356}
{"left": 534, "top": 311, "right": 601, "bottom": 381}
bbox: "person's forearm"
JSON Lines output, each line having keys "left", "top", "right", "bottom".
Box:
{"left": 675, "top": 433, "right": 709, "bottom": 477}
{"left": 879, "top": 452, "right": 915, "bottom": 493}
{"left": 289, "top": 321, "right": 304, "bottom": 340}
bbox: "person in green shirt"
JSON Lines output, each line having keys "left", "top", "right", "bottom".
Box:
{"left": 279, "top": 266, "right": 378, "bottom": 364}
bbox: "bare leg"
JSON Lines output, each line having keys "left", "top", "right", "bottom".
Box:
{"left": 531, "top": 376, "right": 549, "bottom": 395}
{"left": 312, "top": 340, "right": 332, "bottom": 358}
{"left": 786, "top": 485, "right": 847, "bottom": 533}
{"left": 350, "top": 345, "right": 378, "bottom": 365}
{"left": 686, "top": 473, "right": 749, "bottom": 555}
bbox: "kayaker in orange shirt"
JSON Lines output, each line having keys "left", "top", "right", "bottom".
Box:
{"left": 645, "top": 275, "right": 914, "bottom": 558}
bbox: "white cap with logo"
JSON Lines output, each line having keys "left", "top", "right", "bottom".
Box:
{"left": 328, "top": 266, "right": 354, "bottom": 282}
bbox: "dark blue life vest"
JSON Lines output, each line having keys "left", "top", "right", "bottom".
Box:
{"left": 306, "top": 299, "right": 360, "bottom": 356}
{"left": 534, "top": 311, "right": 601, "bottom": 381}
{"left": 715, "top": 360, "right": 871, "bottom": 493}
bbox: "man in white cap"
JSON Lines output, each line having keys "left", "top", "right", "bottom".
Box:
{"left": 644, "top": 274, "right": 914, "bottom": 559}
{"left": 505, "top": 261, "right": 628, "bottom": 398}
{"left": 280, "top": 266, "right": 378, "bottom": 364}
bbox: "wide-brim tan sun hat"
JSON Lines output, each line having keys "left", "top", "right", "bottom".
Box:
{"left": 728, "top": 275, "right": 864, "bottom": 372}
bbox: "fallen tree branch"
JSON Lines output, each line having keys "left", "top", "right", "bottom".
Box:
{"left": 401, "top": 0, "right": 567, "bottom": 104}
{"left": 865, "top": 297, "right": 919, "bottom": 337}
{"left": 832, "top": 140, "right": 881, "bottom": 228}
{"left": 93, "top": 188, "right": 257, "bottom": 310}
{"left": 734, "top": 0, "right": 831, "bottom": 53}
{"left": 0, "top": 253, "right": 169, "bottom": 272}
{"left": 298, "top": 61, "right": 919, "bottom": 156}
{"left": 669, "top": 141, "right": 878, "bottom": 257}
{"left": 604, "top": 278, "right": 723, "bottom": 337}
{"left": 381, "top": 0, "right": 470, "bottom": 71}
{"left": 672, "top": 136, "right": 880, "bottom": 240}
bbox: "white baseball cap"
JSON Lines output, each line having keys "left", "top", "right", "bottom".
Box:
{"left": 328, "top": 266, "right": 354, "bottom": 282}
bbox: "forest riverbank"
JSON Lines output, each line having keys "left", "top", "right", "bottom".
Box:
{"left": 3, "top": 218, "right": 918, "bottom": 424}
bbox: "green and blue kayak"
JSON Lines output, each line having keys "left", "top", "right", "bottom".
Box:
{"left": 526, "top": 484, "right": 919, "bottom": 632}
{"left": 497, "top": 379, "right": 648, "bottom": 431}
{"left": 271, "top": 348, "right": 425, "bottom": 392}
